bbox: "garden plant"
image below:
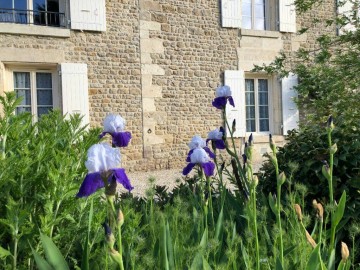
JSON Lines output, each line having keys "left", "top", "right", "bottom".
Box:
{"left": 0, "top": 86, "right": 358, "bottom": 269}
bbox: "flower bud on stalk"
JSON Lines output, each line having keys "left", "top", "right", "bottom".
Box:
{"left": 330, "top": 143, "right": 337, "bottom": 154}
{"left": 103, "top": 222, "right": 115, "bottom": 250}
{"left": 109, "top": 249, "right": 123, "bottom": 265}
{"left": 232, "top": 119, "right": 236, "bottom": 133}
{"left": 315, "top": 203, "right": 324, "bottom": 222}
{"left": 117, "top": 209, "right": 124, "bottom": 227}
{"left": 341, "top": 242, "right": 349, "bottom": 262}
{"left": 252, "top": 175, "right": 259, "bottom": 189}
{"left": 326, "top": 115, "right": 334, "bottom": 132}
{"left": 305, "top": 230, "right": 317, "bottom": 248}
{"left": 277, "top": 172, "right": 286, "bottom": 186}
{"left": 322, "top": 162, "right": 331, "bottom": 181}
{"left": 269, "top": 134, "right": 276, "bottom": 154}
{"left": 294, "top": 204, "right": 302, "bottom": 221}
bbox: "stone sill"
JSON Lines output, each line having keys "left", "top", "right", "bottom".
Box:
{"left": 250, "top": 134, "right": 285, "bottom": 144}
{"left": 240, "top": 29, "right": 281, "bottom": 39}
{"left": 0, "top": 23, "right": 70, "bottom": 38}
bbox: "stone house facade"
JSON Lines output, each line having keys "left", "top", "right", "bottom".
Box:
{"left": 0, "top": 0, "right": 336, "bottom": 172}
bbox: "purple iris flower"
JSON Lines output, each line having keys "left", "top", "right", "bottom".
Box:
{"left": 183, "top": 148, "right": 215, "bottom": 177}
{"left": 212, "top": 85, "right": 235, "bottom": 109}
{"left": 186, "top": 135, "right": 215, "bottom": 162}
{"left": 99, "top": 114, "right": 132, "bottom": 147}
{"left": 206, "top": 127, "right": 226, "bottom": 150}
{"left": 77, "top": 143, "right": 133, "bottom": 198}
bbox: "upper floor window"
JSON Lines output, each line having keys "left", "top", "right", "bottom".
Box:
{"left": 242, "top": 0, "right": 266, "bottom": 30}
{"left": 0, "top": 0, "right": 64, "bottom": 27}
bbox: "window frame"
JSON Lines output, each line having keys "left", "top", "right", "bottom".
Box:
{"left": 244, "top": 74, "right": 273, "bottom": 135}
{"left": 6, "top": 64, "right": 60, "bottom": 121}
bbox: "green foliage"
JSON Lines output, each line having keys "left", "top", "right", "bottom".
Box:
{"left": 0, "top": 92, "right": 101, "bottom": 269}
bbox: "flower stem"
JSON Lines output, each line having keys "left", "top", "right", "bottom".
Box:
{"left": 251, "top": 187, "right": 260, "bottom": 270}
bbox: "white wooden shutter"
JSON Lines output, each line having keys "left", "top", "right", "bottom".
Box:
{"left": 225, "top": 70, "right": 246, "bottom": 137}
{"left": 281, "top": 73, "right": 299, "bottom": 135}
{"left": 70, "top": 0, "right": 106, "bottom": 31}
{"left": 60, "top": 63, "right": 89, "bottom": 126}
{"left": 221, "top": 0, "right": 242, "bottom": 28}
{"left": 338, "top": 0, "right": 356, "bottom": 33}
{"left": 279, "top": 0, "right": 296, "bottom": 33}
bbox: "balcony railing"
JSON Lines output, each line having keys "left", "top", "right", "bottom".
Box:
{"left": 0, "top": 8, "right": 66, "bottom": 27}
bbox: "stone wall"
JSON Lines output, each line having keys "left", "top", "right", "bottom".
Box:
{"left": 0, "top": 0, "right": 336, "bottom": 172}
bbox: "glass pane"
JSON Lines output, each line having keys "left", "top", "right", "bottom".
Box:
{"left": 246, "top": 120, "right": 256, "bottom": 132}
{"left": 246, "top": 92, "right": 255, "bottom": 105}
{"left": 254, "top": 19, "right": 265, "bottom": 30}
{"left": 14, "top": 72, "right": 30, "bottom": 88}
{"left": 14, "top": 0, "right": 27, "bottom": 9}
{"left": 245, "top": 79, "right": 254, "bottom": 91}
{"left": 37, "top": 90, "right": 53, "bottom": 105}
{"left": 242, "top": 17, "right": 252, "bottom": 29}
{"left": 246, "top": 106, "right": 255, "bottom": 119}
{"left": 0, "top": 0, "right": 12, "bottom": 9}
{"left": 258, "top": 79, "right": 268, "bottom": 91}
{"left": 16, "top": 89, "right": 31, "bottom": 105}
{"left": 33, "top": 0, "right": 46, "bottom": 11}
{"left": 48, "top": 0, "right": 59, "bottom": 12}
{"left": 16, "top": 107, "right": 31, "bottom": 115}
{"left": 38, "top": 107, "right": 52, "bottom": 117}
{"left": 254, "top": 4, "right": 265, "bottom": 18}
{"left": 259, "top": 119, "right": 269, "bottom": 132}
{"left": 259, "top": 92, "right": 268, "bottom": 105}
{"left": 254, "top": 0, "right": 265, "bottom": 4}
{"left": 259, "top": 106, "right": 269, "bottom": 118}
{"left": 242, "top": 2, "right": 251, "bottom": 17}
{"left": 36, "top": 73, "right": 52, "bottom": 88}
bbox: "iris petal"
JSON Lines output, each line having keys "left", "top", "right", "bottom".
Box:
{"left": 214, "top": 139, "right": 226, "bottom": 149}
{"left": 112, "top": 168, "right": 134, "bottom": 191}
{"left": 212, "top": 97, "right": 227, "bottom": 109}
{"left": 228, "top": 96, "right": 235, "bottom": 107}
{"left": 182, "top": 163, "right": 196, "bottom": 175}
{"left": 186, "top": 149, "right": 194, "bottom": 162}
{"left": 201, "top": 162, "right": 215, "bottom": 176}
{"left": 204, "top": 147, "right": 215, "bottom": 159}
{"left": 77, "top": 172, "right": 104, "bottom": 197}
{"left": 111, "top": 131, "right": 132, "bottom": 147}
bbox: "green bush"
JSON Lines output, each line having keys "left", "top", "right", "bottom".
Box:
{"left": 259, "top": 116, "right": 360, "bottom": 258}
{"left": 0, "top": 93, "right": 101, "bottom": 269}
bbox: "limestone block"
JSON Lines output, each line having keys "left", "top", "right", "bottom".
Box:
{"left": 143, "top": 85, "right": 162, "bottom": 98}
{"left": 142, "top": 64, "right": 165, "bottom": 75}
{"left": 142, "top": 97, "right": 156, "bottom": 112}
{"left": 141, "top": 53, "right": 153, "bottom": 64}
{"left": 140, "top": 38, "right": 164, "bottom": 53}
{"left": 139, "top": 20, "right": 161, "bottom": 31}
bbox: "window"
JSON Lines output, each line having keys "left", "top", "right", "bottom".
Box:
{"left": 221, "top": 0, "right": 296, "bottom": 33}
{"left": 13, "top": 71, "right": 55, "bottom": 118}
{"left": 245, "top": 78, "right": 270, "bottom": 133}
{"left": 0, "top": 0, "right": 63, "bottom": 27}
{"left": 242, "top": 0, "right": 266, "bottom": 30}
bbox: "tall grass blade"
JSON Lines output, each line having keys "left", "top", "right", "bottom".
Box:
{"left": 327, "top": 249, "right": 335, "bottom": 270}
{"left": 215, "top": 207, "right": 224, "bottom": 241}
{"left": 80, "top": 235, "right": 89, "bottom": 270}
{"left": 240, "top": 240, "right": 249, "bottom": 269}
{"left": 31, "top": 249, "right": 53, "bottom": 270}
{"left": 276, "top": 257, "right": 284, "bottom": 270}
{"left": 332, "top": 191, "right": 346, "bottom": 228}
{"left": 190, "top": 252, "right": 203, "bottom": 270}
{"left": 40, "top": 233, "right": 69, "bottom": 270}
{"left": 199, "top": 228, "right": 208, "bottom": 251}
{"left": 305, "top": 244, "right": 321, "bottom": 270}
{"left": 159, "top": 217, "right": 169, "bottom": 270}
{"left": 165, "top": 221, "right": 175, "bottom": 270}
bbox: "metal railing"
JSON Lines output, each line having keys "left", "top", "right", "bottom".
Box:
{"left": 0, "top": 8, "right": 66, "bottom": 27}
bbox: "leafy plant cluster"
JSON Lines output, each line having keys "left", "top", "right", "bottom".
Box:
{"left": 0, "top": 93, "right": 102, "bottom": 269}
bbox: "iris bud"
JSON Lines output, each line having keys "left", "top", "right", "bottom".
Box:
{"left": 322, "top": 163, "right": 331, "bottom": 181}
{"left": 269, "top": 134, "right": 276, "bottom": 153}
{"left": 330, "top": 143, "right": 337, "bottom": 154}
{"left": 294, "top": 204, "right": 302, "bottom": 221}
{"left": 277, "top": 172, "right": 286, "bottom": 186}
{"left": 326, "top": 115, "right": 334, "bottom": 131}
{"left": 341, "top": 242, "right": 349, "bottom": 262}
{"left": 117, "top": 209, "right": 124, "bottom": 227}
